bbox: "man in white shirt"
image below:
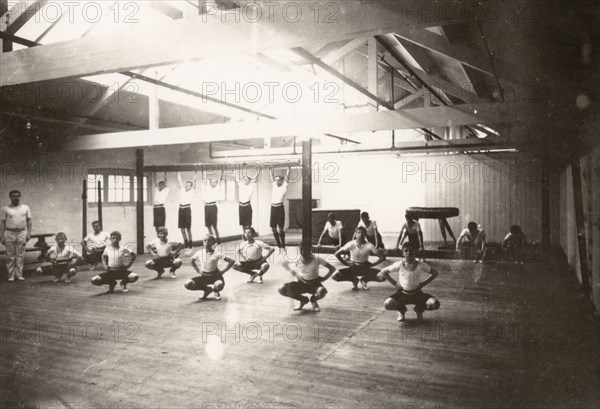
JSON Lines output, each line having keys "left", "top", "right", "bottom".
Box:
{"left": 270, "top": 167, "right": 290, "bottom": 250}
{"left": 280, "top": 244, "right": 335, "bottom": 312}
{"left": 81, "top": 220, "right": 110, "bottom": 270}
{"left": 0, "top": 190, "right": 32, "bottom": 281}
{"left": 233, "top": 227, "right": 275, "bottom": 284}
{"left": 237, "top": 175, "right": 256, "bottom": 239}
{"left": 317, "top": 212, "right": 345, "bottom": 248}
{"left": 378, "top": 242, "right": 440, "bottom": 322}
{"left": 153, "top": 172, "right": 169, "bottom": 234}
{"left": 177, "top": 171, "right": 198, "bottom": 253}
{"left": 203, "top": 169, "right": 223, "bottom": 243}
{"left": 333, "top": 226, "right": 385, "bottom": 291}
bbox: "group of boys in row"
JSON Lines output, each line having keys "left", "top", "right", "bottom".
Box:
{"left": 153, "top": 167, "right": 290, "bottom": 252}
{"left": 2, "top": 187, "right": 528, "bottom": 322}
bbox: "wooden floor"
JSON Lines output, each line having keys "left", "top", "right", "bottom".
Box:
{"left": 1, "top": 244, "right": 598, "bottom": 409}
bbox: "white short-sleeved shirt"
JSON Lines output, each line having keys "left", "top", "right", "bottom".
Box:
{"left": 103, "top": 246, "right": 133, "bottom": 269}
{"left": 325, "top": 221, "right": 343, "bottom": 238}
{"left": 148, "top": 239, "right": 176, "bottom": 258}
{"left": 180, "top": 189, "right": 194, "bottom": 206}
{"left": 204, "top": 182, "right": 220, "bottom": 204}
{"left": 240, "top": 240, "right": 270, "bottom": 261}
{"left": 459, "top": 228, "right": 486, "bottom": 245}
{"left": 291, "top": 257, "right": 327, "bottom": 281}
{"left": 271, "top": 182, "right": 288, "bottom": 204}
{"left": 192, "top": 248, "right": 225, "bottom": 273}
{"left": 340, "top": 241, "right": 378, "bottom": 263}
{"left": 48, "top": 245, "right": 81, "bottom": 262}
{"left": 84, "top": 231, "right": 110, "bottom": 250}
{"left": 153, "top": 187, "right": 169, "bottom": 206}
{"left": 357, "top": 220, "right": 378, "bottom": 237}
{"left": 238, "top": 182, "right": 255, "bottom": 203}
{"left": 386, "top": 261, "right": 432, "bottom": 292}
{"left": 1, "top": 204, "right": 32, "bottom": 229}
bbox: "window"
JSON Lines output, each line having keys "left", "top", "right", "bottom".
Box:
{"left": 87, "top": 171, "right": 149, "bottom": 204}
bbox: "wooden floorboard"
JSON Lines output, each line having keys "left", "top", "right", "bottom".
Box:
{"left": 1, "top": 245, "right": 598, "bottom": 409}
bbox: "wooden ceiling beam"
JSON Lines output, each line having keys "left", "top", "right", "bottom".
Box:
{"left": 0, "top": 1, "right": 471, "bottom": 86}
{"left": 62, "top": 102, "right": 550, "bottom": 151}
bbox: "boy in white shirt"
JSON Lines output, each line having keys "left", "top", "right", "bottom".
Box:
{"left": 45, "top": 232, "right": 83, "bottom": 283}
{"left": 317, "top": 212, "right": 345, "bottom": 249}
{"left": 91, "top": 231, "right": 138, "bottom": 294}
{"left": 233, "top": 227, "right": 275, "bottom": 284}
{"left": 270, "top": 167, "right": 290, "bottom": 250}
{"left": 81, "top": 220, "right": 110, "bottom": 270}
{"left": 333, "top": 226, "right": 386, "bottom": 291}
{"left": 177, "top": 171, "right": 198, "bottom": 253}
{"left": 237, "top": 175, "right": 256, "bottom": 239}
{"left": 185, "top": 234, "right": 235, "bottom": 301}
{"left": 203, "top": 169, "right": 223, "bottom": 244}
{"left": 145, "top": 227, "right": 183, "bottom": 279}
{"left": 280, "top": 244, "right": 335, "bottom": 312}
{"left": 378, "top": 242, "right": 440, "bottom": 322}
{"left": 153, "top": 172, "right": 169, "bottom": 234}
{"left": 456, "top": 221, "right": 486, "bottom": 263}
{"left": 356, "top": 211, "right": 385, "bottom": 249}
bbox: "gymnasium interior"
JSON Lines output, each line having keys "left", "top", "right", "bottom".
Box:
{"left": 0, "top": 1, "right": 599, "bottom": 408}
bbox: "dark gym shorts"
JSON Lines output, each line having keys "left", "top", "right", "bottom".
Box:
{"left": 239, "top": 202, "right": 252, "bottom": 226}
{"left": 388, "top": 289, "right": 433, "bottom": 306}
{"left": 239, "top": 259, "right": 264, "bottom": 271}
{"left": 205, "top": 203, "right": 218, "bottom": 227}
{"left": 83, "top": 247, "right": 105, "bottom": 264}
{"left": 178, "top": 205, "right": 191, "bottom": 229}
{"left": 153, "top": 205, "right": 166, "bottom": 227}
{"left": 270, "top": 204, "right": 285, "bottom": 228}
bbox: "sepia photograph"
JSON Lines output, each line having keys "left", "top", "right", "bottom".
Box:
{"left": 0, "top": 1, "right": 598, "bottom": 408}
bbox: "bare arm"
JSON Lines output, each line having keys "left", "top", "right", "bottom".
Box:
{"left": 124, "top": 252, "right": 137, "bottom": 269}
{"left": 335, "top": 247, "right": 351, "bottom": 266}
{"left": 219, "top": 257, "right": 235, "bottom": 275}
{"left": 456, "top": 231, "right": 466, "bottom": 250}
{"left": 191, "top": 258, "right": 201, "bottom": 274}
{"left": 370, "top": 248, "right": 386, "bottom": 267}
{"left": 317, "top": 225, "right": 328, "bottom": 245}
{"left": 417, "top": 267, "right": 438, "bottom": 290}
{"left": 284, "top": 167, "right": 290, "bottom": 183}
{"left": 263, "top": 246, "right": 275, "bottom": 260}
{"left": 378, "top": 266, "right": 400, "bottom": 288}
{"left": 320, "top": 259, "right": 336, "bottom": 281}
{"left": 177, "top": 172, "right": 184, "bottom": 189}
{"left": 26, "top": 217, "right": 32, "bottom": 241}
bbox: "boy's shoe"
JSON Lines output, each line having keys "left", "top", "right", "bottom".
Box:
{"left": 16, "top": 276, "right": 25, "bottom": 281}
{"left": 52, "top": 278, "right": 60, "bottom": 283}
{"left": 247, "top": 273, "right": 258, "bottom": 283}
{"left": 257, "top": 275, "right": 263, "bottom": 284}
{"left": 107, "top": 283, "right": 116, "bottom": 294}
{"left": 7, "top": 277, "right": 14, "bottom": 282}
{"left": 213, "top": 291, "right": 221, "bottom": 300}
{"left": 120, "top": 282, "right": 129, "bottom": 293}
{"left": 359, "top": 278, "right": 369, "bottom": 290}
{"left": 65, "top": 277, "right": 72, "bottom": 283}
{"left": 397, "top": 312, "right": 406, "bottom": 322}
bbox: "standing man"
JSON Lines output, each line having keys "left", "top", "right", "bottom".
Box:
{"left": 0, "top": 190, "right": 32, "bottom": 281}
{"left": 177, "top": 171, "right": 198, "bottom": 254}
{"left": 153, "top": 172, "right": 169, "bottom": 234}
{"left": 270, "top": 166, "right": 290, "bottom": 250}
{"left": 237, "top": 175, "right": 256, "bottom": 240}
{"left": 203, "top": 169, "right": 223, "bottom": 244}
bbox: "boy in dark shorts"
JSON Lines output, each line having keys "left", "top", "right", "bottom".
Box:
{"left": 91, "top": 231, "right": 138, "bottom": 294}
{"left": 145, "top": 227, "right": 183, "bottom": 278}
{"left": 378, "top": 242, "right": 440, "bottom": 322}
{"left": 185, "top": 234, "right": 234, "bottom": 301}
{"left": 233, "top": 227, "right": 275, "bottom": 284}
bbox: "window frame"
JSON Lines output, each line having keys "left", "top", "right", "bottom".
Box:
{"left": 87, "top": 169, "right": 151, "bottom": 206}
